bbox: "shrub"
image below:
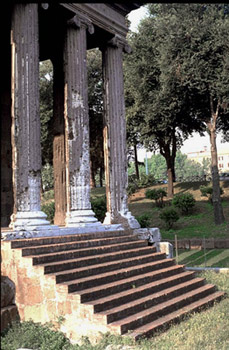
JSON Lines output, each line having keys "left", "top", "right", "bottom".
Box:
{"left": 159, "top": 207, "right": 179, "bottom": 230}
{"left": 41, "top": 201, "right": 55, "bottom": 223}
{"left": 127, "top": 183, "right": 138, "bottom": 196}
{"left": 136, "top": 213, "right": 151, "bottom": 228}
{"left": 91, "top": 195, "right": 107, "bottom": 222}
{"left": 200, "top": 185, "right": 224, "bottom": 203}
{"left": 127, "top": 174, "right": 139, "bottom": 195}
{"left": 137, "top": 174, "right": 156, "bottom": 188}
{"left": 172, "top": 192, "right": 196, "bottom": 215}
{"left": 43, "top": 189, "right": 54, "bottom": 201}
{"left": 1, "top": 320, "right": 75, "bottom": 350}
{"left": 41, "top": 163, "right": 54, "bottom": 191}
{"left": 145, "top": 188, "right": 167, "bottom": 208}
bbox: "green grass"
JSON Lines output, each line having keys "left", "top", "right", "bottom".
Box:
{"left": 129, "top": 181, "right": 229, "bottom": 240}
{"left": 177, "top": 249, "right": 229, "bottom": 267}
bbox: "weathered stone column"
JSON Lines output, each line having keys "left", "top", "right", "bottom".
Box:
{"left": 64, "top": 15, "right": 98, "bottom": 226}
{"left": 10, "top": 4, "right": 50, "bottom": 230}
{"left": 102, "top": 35, "right": 140, "bottom": 229}
{"left": 52, "top": 54, "right": 67, "bottom": 226}
{"left": 1, "top": 12, "right": 13, "bottom": 227}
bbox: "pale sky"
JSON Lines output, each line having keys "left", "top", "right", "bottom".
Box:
{"left": 127, "top": 6, "right": 229, "bottom": 159}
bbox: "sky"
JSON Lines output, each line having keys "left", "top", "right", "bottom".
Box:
{"left": 127, "top": 6, "right": 229, "bottom": 160}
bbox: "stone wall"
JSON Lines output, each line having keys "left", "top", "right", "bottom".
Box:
{"left": 166, "top": 238, "right": 229, "bottom": 250}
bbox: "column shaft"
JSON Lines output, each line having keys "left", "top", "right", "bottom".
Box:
{"left": 10, "top": 4, "right": 49, "bottom": 229}
{"left": 53, "top": 56, "right": 67, "bottom": 226}
{"left": 64, "top": 22, "right": 97, "bottom": 226}
{"left": 102, "top": 41, "right": 140, "bottom": 229}
{"left": 1, "top": 11, "right": 13, "bottom": 227}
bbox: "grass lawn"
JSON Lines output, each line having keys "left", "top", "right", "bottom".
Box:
{"left": 128, "top": 181, "right": 229, "bottom": 240}
{"left": 177, "top": 249, "right": 229, "bottom": 268}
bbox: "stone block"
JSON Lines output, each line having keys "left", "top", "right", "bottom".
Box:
{"left": 214, "top": 239, "right": 227, "bottom": 249}
{"left": 1, "top": 276, "right": 15, "bottom": 307}
{"left": 203, "top": 239, "right": 215, "bottom": 249}
{"left": 148, "top": 228, "right": 161, "bottom": 243}
{"left": 225, "top": 239, "right": 229, "bottom": 249}
{"left": 26, "top": 285, "right": 43, "bottom": 305}
{"left": 133, "top": 227, "right": 161, "bottom": 244}
{"left": 1, "top": 305, "right": 20, "bottom": 331}
{"left": 155, "top": 242, "right": 173, "bottom": 259}
{"left": 178, "top": 239, "right": 190, "bottom": 250}
{"left": 190, "top": 239, "right": 202, "bottom": 250}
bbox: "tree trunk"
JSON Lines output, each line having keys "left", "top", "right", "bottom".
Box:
{"left": 159, "top": 130, "right": 177, "bottom": 198}
{"left": 99, "top": 167, "right": 103, "bottom": 187}
{"left": 208, "top": 99, "right": 225, "bottom": 225}
{"left": 160, "top": 152, "right": 174, "bottom": 198}
{"left": 90, "top": 161, "right": 96, "bottom": 188}
{"left": 134, "top": 143, "right": 140, "bottom": 180}
{"left": 209, "top": 128, "right": 225, "bottom": 225}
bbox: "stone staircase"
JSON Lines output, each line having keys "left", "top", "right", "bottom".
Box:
{"left": 1, "top": 230, "right": 225, "bottom": 342}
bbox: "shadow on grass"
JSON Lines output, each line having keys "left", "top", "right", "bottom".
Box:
{"left": 178, "top": 249, "right": 229, "bottom": 267}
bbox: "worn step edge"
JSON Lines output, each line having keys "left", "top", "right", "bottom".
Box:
{"left": 31, "top": 240, "right": 148, "bottom": 264}
{"left": 87, "top": 271, "right": 196, "bottom": 312}
{"left": 62, "top": 259, "right": 176, "bottom": 292}
{"left": 101, "top": 277, "right": 205, "bottom": 323}
{"left": 73, "top": 265, "right": 185, "bottom": 299}
{"left": 42, "top": 246, "right": 156, "bottom": 274}
{"left": 21, "top": 235, "right": 141, "bottom": 256}
{"left": 54, "top": 253, "right": 166, "bottom": 283}
{"left": 10, "top": 231, "right": 130, "bottom": 249}
{"left": 130, "top": 291, "right": 226, "bottom": 340}
{"left": 110, "top": 284, "right": 216, "bottom": 333}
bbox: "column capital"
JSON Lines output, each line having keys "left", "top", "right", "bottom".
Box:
{"left": 67, "top": 13, "right": 94, "bottom": 34}
{"left": 106, "top": 34, "right": 131, "bottom": 54}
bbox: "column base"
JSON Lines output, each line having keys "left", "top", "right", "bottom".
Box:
{"left": 103, "top": 211, "right": 140, "bottom": 230}
{"left": 9, "top": 211, "right": 51, "bottom": 231}
{"left": 65, "top": 209, "right": 100, "bottom": 227}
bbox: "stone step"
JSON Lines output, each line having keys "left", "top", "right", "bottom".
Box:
{"left": 87, "top": 271, "right": 196, "bottom": 312}
{"left": 100, "top": 277, "right": 206, "bottom": 323}
{"left": 10, "top": 231, "right": 128, "bottom": 249}
{"left": 31, "top": 240, "right": 148, "bottom": 264}
{"left": 53, "top": 252, "right": 166, "bottom": 283}
{"left": 130, "top": 291, "right": 225, "bottom": 340}
{"left": 65, "top": 259, "right": 179, "bottom": 293}
{"left": 76, "top": 265, "right": 185, "bottom": 303}
{"left": 42, "top": 246, "right": 156, "bottom": 274}
{"left": 110, "top": 284, "right": 216, "bottom": 334}
{"left": 21, "top": 234, "right": 143, "bottom": 256}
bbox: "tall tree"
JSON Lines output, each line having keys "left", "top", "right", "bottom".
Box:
{"left": 39, "top": 60, "right": 53, "bottom": 166}
{"left": 87, "top": 49, "right": 104, "bottom": 187}
{"left": 124, "top": 12, "right": 203, "bottom": 197}
{"left": 148, "top": 4, "right": 229, "bottom": 224}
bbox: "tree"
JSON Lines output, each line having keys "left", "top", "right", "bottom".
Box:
{"left": 148, "top": 4, "right": 229, "bottom": 224}
{"left": 39, "top": 60, "right": 53, "bottom": 166}
{"left": 87, "top": 49, "right": 104, "bottom": 187}
{"left": 124, "top": 11, "right": 204, "bottom": 198}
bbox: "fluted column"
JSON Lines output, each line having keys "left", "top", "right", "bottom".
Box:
{"left": 64, "top": 15, "right": 98, "bottom": 226}
{"left": 102, "top": 36, "right": 140, "bottom": 229}
{"left": 10, "top": 4, "right": 50, "bottom": 230}
{"left": 52, "top": 53, "right": 67, "bottom": 226}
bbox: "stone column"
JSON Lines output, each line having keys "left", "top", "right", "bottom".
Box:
{"left": 10, "top": 4, "right": 50, "bottom": 230}
{"left": 64, "top": 15, "right": 98, "bottom": 227}
{"left": 52, "top": 54, "right": 67, "bottom": 226}
{"left": 102, "top": 35, "right": 140, "bottom": 229}
{"left": 1, "top": 10, "right": 13, "bottom": 227}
